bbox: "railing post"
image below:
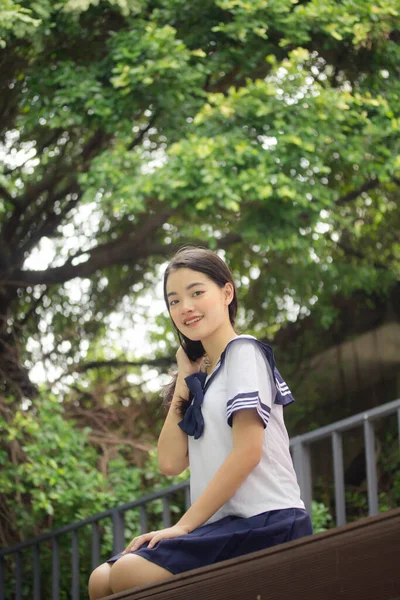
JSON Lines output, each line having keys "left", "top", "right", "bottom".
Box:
{"left": 33, "top": 544, "right": 41, "bottom": 600}
{"left": 292, "top": 441, "right": 312, "bottom": 517}
{"left": 15, "top": 552, "right": 22, "bottom": 600}
{"left": 363, "top": 417, "right": 379, "bottom": 516}
{"left": 71, "top": 531, "right": 79, "bottom": 600}
{"left": 184, "top": 483, "right": 191, "bottom": 511}
{"left": 112, "top": 510, "right": 125, "bottom": 555}
{"left": 397, "top": 409, "right": 400, "bottom": 453}
{"left": 91, "top": 522, "right": 100, "bottom": 571}
{"left": 162, "top": 496, "right": 171, "bottom": 528}
{"left": 139, "top": 505, "right": 148, "bottom": 534}
{"left": 332, "top": 431, "right": 346, "bottom": 526}
{"left": 0, "top": 556, "right": 5, "bottom": 600}
{"left": 52, "top": 537, "right": 60, "bottom": 600}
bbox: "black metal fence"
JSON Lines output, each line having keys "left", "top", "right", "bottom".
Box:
{"left": 291, "top": 397, "right": 400, "bottom": 525}
{"left": 1, "top": 397, "right": 399, "bottom": 599}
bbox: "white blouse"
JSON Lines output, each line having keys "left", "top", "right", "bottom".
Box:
{"left": 186, "top": 335, "right": 305, "bottom": 524}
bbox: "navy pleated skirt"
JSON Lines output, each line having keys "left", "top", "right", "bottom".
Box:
{"left": 106, "top": 507, "right": 313, "bottom": 575}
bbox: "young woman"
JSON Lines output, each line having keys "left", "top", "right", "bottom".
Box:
{"left": 88, "top": 246, "right": 313, "bottom": 599}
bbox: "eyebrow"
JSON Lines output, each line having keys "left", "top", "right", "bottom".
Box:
{"left": 166, "top": 282, "right": 206, "bottom": 298}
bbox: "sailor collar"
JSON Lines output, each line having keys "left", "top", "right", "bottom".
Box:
{"left": 178, "top": 335, "right": 295, "bottom": 439}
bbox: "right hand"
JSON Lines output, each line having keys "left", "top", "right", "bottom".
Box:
{"left": 176, "top": 346, "right": 203, "bottom": 379}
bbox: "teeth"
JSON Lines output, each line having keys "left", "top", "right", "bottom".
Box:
{"left": 185, "top": 317, "right": 202, "bottom": 325}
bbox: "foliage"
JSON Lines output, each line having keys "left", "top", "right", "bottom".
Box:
{"left": 0, "top": 0, "right": 399, "bottom": 591}
{"left": 1, "top": 389, "right": 399, "bottom": 596}
{"left": 344, "top": 426, "right": 400, "bottom": 521}
{"left": 310, "top": 420, "right": 400, "bottom": 530}
{"left": 0, "top": 392, "right": 179, "bottom": 539}
{"left": 0, "top": 0, "right": 398, "bottom": 400}
{"left": 0, "top": 392, "right": 187, "bottom": 597}
{"left": 0, "top": 0, "right": 41, "bottom": 47}
{"left": 377, "top": 429, "right": 400, "bottom": 511}
{"left": 311, "top": 500, "right": 333, "bottom": 533}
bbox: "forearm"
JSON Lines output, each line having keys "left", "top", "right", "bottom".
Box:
{"left": 157, "top": 377, "right": 190, "bottom": 474}
{"left": 177, "top": 449, "right": 259, "bottom": 532}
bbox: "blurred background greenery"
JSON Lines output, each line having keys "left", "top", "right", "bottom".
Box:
{"left": 0, "top": 0, "right": 399, "bottom": 596}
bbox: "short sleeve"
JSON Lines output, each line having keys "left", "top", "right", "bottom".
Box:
{"left": 225, "top": 339, "right": 275, "bottom": 429}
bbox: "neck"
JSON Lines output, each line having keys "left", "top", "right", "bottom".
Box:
{"left": 201, "top": 323, "right": 238, "bottom": 372}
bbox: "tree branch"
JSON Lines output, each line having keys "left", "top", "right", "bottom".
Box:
{"left": 6, "top": 227, "right": 243, "bottom": 288}
{"left": 70, "top": 356, "right": 172, "bottom": 373}
{"left": 0, "top": 185, "right": 18, "bottom": 207}
{"left": 128, "top": 112, "right": 158, "bottom": 151}
{"left": 14, "top": 181, "right": 82, "bottom": 264}
{"left": 335, "top": 241, "right": 389, "bottom": 271}
{"left": 7, "top": 207, "right": 172, "bottom": 285}
{"left": 51, "top": 356, "right": 174, "bottom": 386}
{"left": 3, "top": 168, "right": 70, "bottom": 244}
{"left": 335, "top": 177, "right": 380, "bottom": 206}
{"left": 12, "top": 286, "right": 48, "bottom": 330}
{"left": 4, "top": 129, "right": 111, "bottom": 247}
{"left": 2, "top": 129, "right": 64, "bottom": 177}
{"left": 208, "top": 63, "right": 272, "bottom": 94}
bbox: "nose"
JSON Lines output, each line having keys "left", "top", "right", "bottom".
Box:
{"left": 180, "top": 298, "right": 195, "bottom": 315}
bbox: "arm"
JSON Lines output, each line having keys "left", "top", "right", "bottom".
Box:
{"left": 122, "top": 416, "right": 262, "bottom": 556}
{"left": 158, "top": 347, "right": 205, "bottom": 476}
{"left": 176, "top": 408, "right": 264, "bottom": 532}
{"left": 157, "top": 376, "right": 190, "bottom": 476}
{"left": 122, "top": 344, "right": 270, "bottom": 554}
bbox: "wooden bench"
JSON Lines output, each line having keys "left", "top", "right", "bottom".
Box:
{"left": 102, "top": 508, "right": 400, "bottom": 600}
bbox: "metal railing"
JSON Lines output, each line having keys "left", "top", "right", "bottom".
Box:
{"left": 1, "top": 397, "right": 399, "bottom": 599}
{"left": 0, "top": 481, "right": 190, "bottom": 600}
{"left": 291, "top": 397, "right": 400, "bottom": 525}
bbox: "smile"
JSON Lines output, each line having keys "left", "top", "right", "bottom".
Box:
{"left": 184, "top": 316, "right": 203, "bottom": 327}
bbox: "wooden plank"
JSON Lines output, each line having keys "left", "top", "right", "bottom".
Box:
{"left": 102, "top": 508, "right": 400, "bottom": 600}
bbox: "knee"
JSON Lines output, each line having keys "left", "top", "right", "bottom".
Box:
{"left": 109, "top": 555, "right": 136, "bottom": 594}
{"left": 109, "top": 554, "right": 173, "bottom": 594}
{"left": 88, "top": 562, "right": 112, "bottom": 600}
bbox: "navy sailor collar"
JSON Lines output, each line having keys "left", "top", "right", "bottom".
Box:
{"left": 178, "top": 335, "right": 295, "bottom": 439}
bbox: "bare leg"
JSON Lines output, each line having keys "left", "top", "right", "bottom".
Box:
{"left": 88, "top": 562, "right": 113, "bottom": 600}
{"left": 109, "top": 554, "right": 174, "bottom": 594}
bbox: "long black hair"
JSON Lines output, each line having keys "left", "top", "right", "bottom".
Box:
{"left": 161, "top": 245, "right": 239, "bottom": 411}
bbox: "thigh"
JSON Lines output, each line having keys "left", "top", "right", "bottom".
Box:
{"left": 109, "top": 554, "right": 174, "bottom": 593}
{"left": 88, "top": 562, "right": 113, "bottom": 600}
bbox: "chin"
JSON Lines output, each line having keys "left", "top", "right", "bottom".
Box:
{"left": 183, "top": 331, "right": 204, "bottom": 342}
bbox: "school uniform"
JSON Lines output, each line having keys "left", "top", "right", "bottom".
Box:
{"left": 107, "top": 335, "right": 313, "bottom": 573}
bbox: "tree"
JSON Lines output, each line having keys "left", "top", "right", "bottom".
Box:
{"left": 1, "top": 5, "right": 399, "bottom": 587}
{"left": 0, "top": 0, "right": 399, "bottom": 403}
{"left": 1, "top": 1, "right": 399, "bottom": 533}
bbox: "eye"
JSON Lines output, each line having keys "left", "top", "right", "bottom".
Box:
{"left": 169, "top": 299, "right": 178, "bottom": 306}
{"left": 193, "top": 290, "right": 204, "bottom": 297}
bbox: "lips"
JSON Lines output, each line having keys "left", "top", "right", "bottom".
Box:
{"left": 183, "top": 316, "right": 203, "bottom": 326}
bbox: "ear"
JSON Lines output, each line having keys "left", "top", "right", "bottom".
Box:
{"left": 224, "top": 282, "right": 234, "bottom": 305}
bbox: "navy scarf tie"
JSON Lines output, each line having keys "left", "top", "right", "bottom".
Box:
{"left": 177, "top": 339, "right": 295, "bottom": 440}
{"left": 178, "top": 371, "right": 208, "bottom": 440}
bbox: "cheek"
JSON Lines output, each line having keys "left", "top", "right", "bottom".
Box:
{"left": 201, "top": 294, "right": 223, "bottom": 314}
{"left": 169, "top": 309, "right": 180, "bottom": 326}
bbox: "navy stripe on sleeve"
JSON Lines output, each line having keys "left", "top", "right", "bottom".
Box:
{"left": 227, "top": 391, "right": 271, "bottom": 428}
{"left": 274, "top": 369, "right": 293, "bottom": 399}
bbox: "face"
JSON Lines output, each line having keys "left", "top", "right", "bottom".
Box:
{"left": 165, "top": 268, "right": 233, "bottom": 341}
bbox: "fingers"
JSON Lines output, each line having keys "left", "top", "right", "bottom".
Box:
{"left": 122, "top": 532, "right": 154, "bottom": 554}
{"left": 147, "top": 535, "right": 161, "bottom": 549}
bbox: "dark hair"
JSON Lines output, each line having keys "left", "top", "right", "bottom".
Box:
{"left": 161, "top": 245, "right": 238, "bottom": 413}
